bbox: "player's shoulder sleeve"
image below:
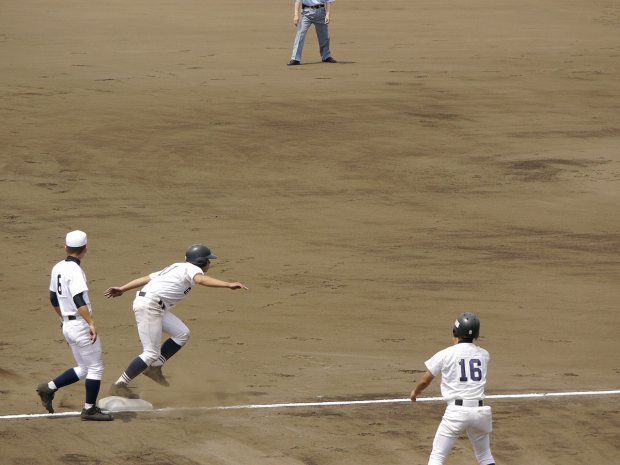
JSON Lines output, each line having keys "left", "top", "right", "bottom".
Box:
{"left": 69, "top": 264, "right": 89, "bottom": 297}
{"left": 185, "top": 263, "right": 204, "bottom": 281}
{"left": 425, "top": 347, "right": 447, "bottom": 376}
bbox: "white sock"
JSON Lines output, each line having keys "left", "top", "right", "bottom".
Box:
{"left": 84, "top": 403, "right": 94, "bottom": 410}
{"left": 116, "top": 374, "right": 133, "bottom": 385}
{"left": 48, "top": 381, "right": 57, "bottom": 391}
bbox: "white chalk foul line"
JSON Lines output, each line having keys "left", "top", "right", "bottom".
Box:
{"left": 3, "top": 389, "right": 619, "bottom": 421}
{"left": 176, "top": 389, "right": 620, "bottom": 412}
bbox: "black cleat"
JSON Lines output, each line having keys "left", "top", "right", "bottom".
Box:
{"left": 287, "top": 60, "right": 301, "bottom": 66}
{"left": 81, "top": 406, "right": 113, "bottom": 421}
{"left": 36, "top": 383, "right": 56, "bottom": 414}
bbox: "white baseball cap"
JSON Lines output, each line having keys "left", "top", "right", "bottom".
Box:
{"left": 65, "top": 230, "right": 88, "bottom": 247}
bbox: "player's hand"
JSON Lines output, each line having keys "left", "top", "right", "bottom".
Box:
{"left": 293, "top": 15, "right": 299, "bottom": 26}
{"left": 228, "top": 282, "right": 248, "bottom": 290}
{"left": 325, "top": 13, "right": 330, "bottom": 24}
{"left": 410, "top": 390, "right": 418, "bottom": 402}
{"left": 104, "top": 287, "right": 124, "bottom": 298}
{"left": 89, "top": 322, "right": 98, "bottom": 343}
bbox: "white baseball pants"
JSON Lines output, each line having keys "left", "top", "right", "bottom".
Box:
{"left": 63, "top": 319, "right": 104, "bottom": 380}
{"left": 132, "top": 295, "right": 190, "bottom": 366}
{"left": 428, "top": 405, "right": 495, "bottom": 465}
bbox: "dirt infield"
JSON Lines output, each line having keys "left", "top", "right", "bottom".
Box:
{"left": 1, "top": 0, "right": 619, "bottom": 464}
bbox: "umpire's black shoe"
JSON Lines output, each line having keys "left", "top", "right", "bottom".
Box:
{"left": 81, "top": 406, "right": 113, "bottom": 421}
{"left": 322, "top": 57, "right": 337, "bottom": 63}
{"left": 36, "top": 383, "right": 56, "bottom": 414}
{"left": 287, "top": 60, "right": 301, "bottom": 66}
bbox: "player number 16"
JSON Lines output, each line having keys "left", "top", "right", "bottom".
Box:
{"left": 458, "top": 358, "right": 483, "bottom": 382}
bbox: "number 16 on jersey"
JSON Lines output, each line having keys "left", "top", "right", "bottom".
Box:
{"left": 459, "top": 358, "right": 483, "bottom": 382}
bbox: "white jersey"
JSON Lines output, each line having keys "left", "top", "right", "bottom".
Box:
{"left": 141, "top": 262, "right": 204, "bottom": 309}
{"left": 49, "top": 257, "right": 92, "bottom": 317}
{"left": 425, "top": 342, "right": 490, "bottom": 402}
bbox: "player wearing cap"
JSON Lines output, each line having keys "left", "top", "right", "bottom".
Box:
{"left": 410, "top": 312, "right": 496, "bottom": 465}
{"left": 36, "top": 230, "right": 113, "bottom": 421}
{"left": 104, "top": 243, "right": 248, "bottom": 398}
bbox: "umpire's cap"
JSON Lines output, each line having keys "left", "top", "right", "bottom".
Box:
{"left": 185, "top": 243, "right": 217, "bottom": 267}
{"left": 452, "top": 312, "right": 480, "bottom": 340}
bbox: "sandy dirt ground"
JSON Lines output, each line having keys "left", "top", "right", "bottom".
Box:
{"left": 1, "top": 0, "right": 619, "bottom": 464}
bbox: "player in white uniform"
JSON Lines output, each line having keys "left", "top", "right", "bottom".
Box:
{"left": 411, "top": 312, "right": 496, "bottom": 465}
{"left": 104, "top": 244, "right": 247, "bottom": 398}
{"left": 36, "top": 230, "right": 113, "bottom": 421}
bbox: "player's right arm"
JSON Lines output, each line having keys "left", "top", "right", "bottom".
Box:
{"left": 411, "top": 349, "right": 445, "bottom": 402}
{"left": 410, "top": 371, "right": 435, "bottom": 402}
{"left": 104, "top": 276, "right": 151, "bottom": 298}
{"left": 293, "top": 1, "right": 301, "bottom": 26}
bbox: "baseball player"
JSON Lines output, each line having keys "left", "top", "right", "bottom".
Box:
{"left": 288, "top": 1, "right": 337, "bottom": 65}
{"left": 36, "top": 230, "right": 113, "bottom": 421}
{"left": 410, "top": 312, "right": 496, "bottom": 465}
{"left": 104, "top": 243, "right": 247, "bottom": 398}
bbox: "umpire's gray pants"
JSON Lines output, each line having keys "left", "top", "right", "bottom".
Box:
{"left": 290, "top": 8, "right": 332, "bottom": 62}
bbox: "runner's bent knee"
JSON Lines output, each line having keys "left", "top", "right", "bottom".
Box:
{"left": 171, "top": 329, "right": 190, "bottom": 346}
{"left": 139, "top": 349, "right": 160, "bottom": 366}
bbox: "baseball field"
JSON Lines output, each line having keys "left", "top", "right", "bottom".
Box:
{"left": 1, "top": 0, "right": 619, "bottom": 463}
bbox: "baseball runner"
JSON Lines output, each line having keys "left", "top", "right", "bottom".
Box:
{"left": 104, "top": 243, "right": 247, "bottom": 398}
{"left": 288, "top": 1, "right": 337, "bottom": 65}
{"left": 410, "top": 312, "right": 496, "bottom": 465}
{"left": 36, "top": 230, "right": 113, "bottom": 421}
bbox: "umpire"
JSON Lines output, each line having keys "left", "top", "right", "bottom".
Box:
{"left": 288, "top": 1, "right": 337, "bottom": 66}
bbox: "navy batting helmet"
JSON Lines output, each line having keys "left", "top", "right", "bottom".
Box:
{"left": 452, "top": 312, "right": 480, "bottom": 339}
{"left": 185, "top": 244, "right": 217, "bottom": 267}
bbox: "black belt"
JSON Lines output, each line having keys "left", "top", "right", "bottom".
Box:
{"left": 67, "top": 315, "right": 77, "bottom": 321}
{"left": 455, "top": 399, "right": 484, "bottom": 406}
{"left": 138, "top": 291, "right": 165, "bottom": 309}
{"left": 303, "top": 4, "right": 325, "bottom": 9}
